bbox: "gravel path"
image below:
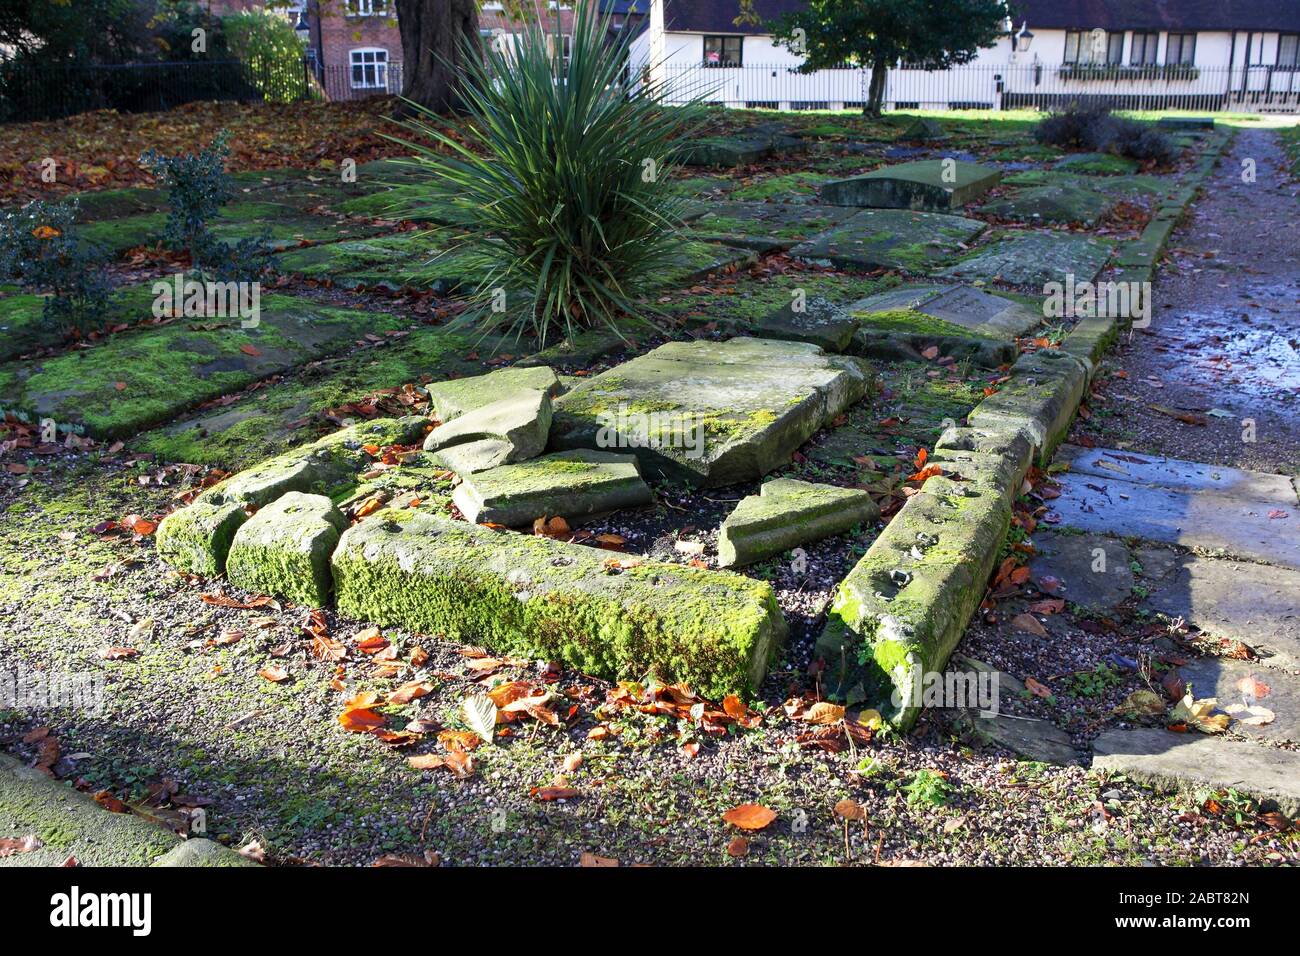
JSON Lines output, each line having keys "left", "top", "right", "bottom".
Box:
{"left": 1079, "top": 128, "right": 1300, "bottom": 474}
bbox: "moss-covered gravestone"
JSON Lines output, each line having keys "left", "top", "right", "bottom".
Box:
{"left": 452, "top": 449, "right": 652, "bottom": 525}
{"left": 939, "top": 230, "right": 1112, "bottom": 287}
{"left": 820, "top": 160, "right": 1002, "bottom": 211}
{"left": 790, "top": 208, "right": 986, "bottom": 272}
{"left": 549, "top": 337, "right": 873, "bottom": 487}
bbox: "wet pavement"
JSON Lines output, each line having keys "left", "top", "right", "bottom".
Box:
{"left": 1084, "top": 128, "right": 1300, "bottom": 473}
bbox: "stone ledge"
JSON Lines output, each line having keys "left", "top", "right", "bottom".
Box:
{"left": 331, "top": 511, "right": 787, "bottom": 697}
{"left": 967, "top": 349, "right": 1089, "bottom": 467}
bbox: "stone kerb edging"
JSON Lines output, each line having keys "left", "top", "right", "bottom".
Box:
{"left": 0, "top": 754, "right": 257, "bottom": 867}
{"left": 814, "top": 132, "right": 1229, "bottom": 728}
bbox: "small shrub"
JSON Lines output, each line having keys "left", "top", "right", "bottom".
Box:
{"left": 140, "top": 131, "right": 267, "bottom": 279}
{"left": 1034, "top": 106, "right": 1176, "bottom": 166}
{"left": 0, "top": 199, "right": 111, "bottom": 333}
{"left": 390, "top": 2, "right": 707, "bottom": 347}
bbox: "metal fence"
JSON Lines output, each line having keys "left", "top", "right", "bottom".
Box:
{"left": 659, "top": 62, "right": 1300, "bottom": 113}
{"left": 314, "top": 63, "right": 406, "bottom": 102}
{"left": 0, "top": 58, "right": 320, "bottom": 123}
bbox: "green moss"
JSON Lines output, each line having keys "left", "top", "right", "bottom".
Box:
{"left": 333, "top": 513, "right": 785, "bottom": 698}
{"left": 729, "top": 171, "right": 831, "bottom": 202}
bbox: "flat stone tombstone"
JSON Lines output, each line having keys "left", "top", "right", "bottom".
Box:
{"left": 425, "top": 366, "right": 562, "bottom": 422}
{"left": 820, "top": 160, "right": 1002, "bottom": 211}
{"left": 688, "top": 202, "right": 858, "bottom": 253}
{"left": 550, "top": 337, "right": 872, "bottom": 487}
{"left": 790, "top": 208, "right": 986, "bottom": 272}
{"left": 717, "top": 478, "right": 879, "bottom": 568}
{"left": 225, "top": 492, "right": 347, "bottom": 607}
{"left": 844, "top": 283, "right": 1037, "bottom": 367}
{"left": 754, "top": 296, "right": 860, "bottom": 352}
{"left": 1157, "top": 116, "right": 1214, "bottom": 129}
{"left": 977, "top": 184, "right": 1113, "bottom": 226}
{"left": 452, "top": 449, "right": 652, "bottom": 526}
{"left": 679, "top": 136, "right": 772, "bottom": 168}
{"left": 939, "top": 230, "right": 1112, "bottom": 286}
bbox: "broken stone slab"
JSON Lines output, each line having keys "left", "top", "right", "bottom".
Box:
{"left": 550, "top": 337, "right": 872, "bottom": 488}
{"left": 1028, "top": 531, "right": 1134, "bottom": 613}
{"left": 1091, "top": 729, "right": 1300, "bottom": 817}
{"left": 752, "top": 296, "right": 860, "bottom": 352}
{"left": 1054, "top": 152, "right": 1138, "bottom": 175}
{"left": 815, "top": 473, "right": 1012, "bottom": 728}
{"left": 152, "top": 837, "right": 261, "bottom": 867}
{"left": 939, "top": 229, "right": 1112, "bottom": 287}
{"left": 946, "top": 709, "right": 1079, "bottom": 765}
{"left": 717, "top": 478, "right": 879, "bottom": 568}
{"left": 225, "top": 492, "right": 347, "bottom": 607}
{"left": 1175, "top": 656, "right": 1300, "bottom": 744}
{"left": 820, "top": 159, "right": 1002, "bottom": 211}
{"left": 425, "top": 366, "right": 562, "bottom": 423}
{"left": 790, "top": 208, "right": 986, "bottom": 273}
{"left": 331, "top": 511, "right": 787, "bottom": 697}
{"left": 452, "top": 449, "right": 652, "bottom": 526}
{"left": 976, "top": 183, "right": 1113, "bottom": 226}
{"left": 1157, "top": 116, "right": 1215, "bottom": 130}
{"left": 429, "top": 438, "right": 517, "bottom": 475}
{"left": 422, "top": 389, "right": 552, "bottom": 469}
{"left": 155, "top": 416, "right": 427, "bottom": 576}
{"left": 849, "top": 284, "right": 1041, "bottom": 341}
{"left": 967, "top": 348, "right": 1089, "bottom": 466}
{"left": 1057, "top": 445, "right": 1300, "bottom": 501}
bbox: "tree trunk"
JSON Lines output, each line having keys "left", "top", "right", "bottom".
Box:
{"left": 393, "top": 0, "right": 480, "bottom": 116}
{"left": 863, "top": 56, "right": 889, "bottom": 117}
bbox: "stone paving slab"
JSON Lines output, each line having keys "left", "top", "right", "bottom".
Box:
{"left": 938, "top": 229, "right": 1112, "bottom": 287}
{"left": 1056, "top": 445, "right": 1299, "bottom": 501}
{"left": 331, "top": 511, "right": 786, "bottom": 697}
{"left": 549, "top": 337, "right": 872, "bottom": 487}
{"left": 820, "top": 159, "right": 1001, "bottom": 211}
{"left": 426, "top": 366, "right": 563, "bottom": 422}
{"left": 1049, "top": 449, "right": 1300, "bottom": 570}
{"left": 790, "top": 208, "right": 986, "bottom": 273}
{"left": 848, "top": 283, "right": 1041, "bottom": 340}
{"left": 1175, "top": 656, "right": 1300, "bottom": 744}
{"left": 1028, "top": 531, "right": 1134, "bottom": 613}
{"left": 750, "top": 296, "right": 860, "bottom": 352}
{"left": 1137, "top": 547, "right": 1300, "bottom": 669}
{"left": 1091, "top": 729, "right": 1300, "bottom": 817}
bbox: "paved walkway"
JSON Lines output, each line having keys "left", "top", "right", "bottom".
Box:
{"left": 1048, "top": 129, "right": 1300, "bottom": 812}
{"left": 1092, "top": 128, "right": 1300, "bottom": 474}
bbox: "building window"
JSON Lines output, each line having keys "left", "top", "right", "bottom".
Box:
{"left": 549, "top": 33, "right": 571, "bottom": 68}
{"left": 347, "top": 0, "right": 388, "bottom": 16}
{"left": 1130, "top": 31, "right": 1159, "bottom": 65}
{"left": 1166, "top": 32, "right": 1196, "bottom": 65}
{"left": 703, "top": 35, "right": 743, "bottom": 67}
{"left": 1064, "top": 30, "right": 1122, "bottom": 65}
{"left": 350, "top": 48, "right": 388, "bottom": 89}
{"left": 1278, "top": 34, "right": 1300, "bottom": 69}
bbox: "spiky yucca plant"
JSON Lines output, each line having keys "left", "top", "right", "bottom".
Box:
{"left": 391, "top": 2, "right": 705, "bottom": 347}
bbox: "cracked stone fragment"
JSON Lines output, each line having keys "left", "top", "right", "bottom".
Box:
{"left": 717, "top": 478, "right": 878, "bottom": 568}
{"left": 422, "top": 389, "right": 552, "bottom": 467}
{"left": 225, "top": 492, "right": 347, "bottom": 607}
{"left": 154, "top": 499, "right": 248, "bottom": 577}
{"left": 424, "top": 366, "right": 562, "bottom": 422}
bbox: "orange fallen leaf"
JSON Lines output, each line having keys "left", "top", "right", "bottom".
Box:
{"left": 722, "top": 803, "right": 777, "bottom": 831}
